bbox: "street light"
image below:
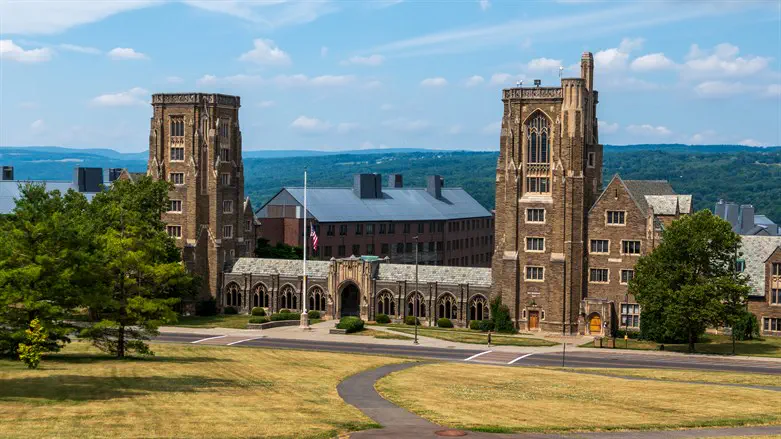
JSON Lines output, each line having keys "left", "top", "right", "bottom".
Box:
{"left": 414, "top": 235, "right": 419, "bottom": 345}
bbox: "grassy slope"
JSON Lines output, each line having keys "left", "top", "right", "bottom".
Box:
{"left": 375, "top": 324, "right": 558, "bottom": 347}
{"left": 581, "top": 334, "right": 781, "bottom": 358}
{"left": 561, "top": 368, "right": 781, "bottom": 387}
{"left": 0, "top": 342, "right": 403, "bottom": 439}
{"left": 377, "top": 363, "right": 781, "bottom": 433}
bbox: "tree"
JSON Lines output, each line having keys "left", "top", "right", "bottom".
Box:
{"left": 630, "top": 210, "right": 750, "bottom": 352}
{"left": 254, "top": 238, "right": 303, "bottom": 259}
{"left": 0, "top": 184, "right": 94, "bottom": 357}
{"left": 80, "top": 177, "right": 197, "bottom": 358}
{"left": 18, "top": 318, "right": 49, "bottom": 369}
{"left": 489, "top": 296, "right": 516, "bottom": 334}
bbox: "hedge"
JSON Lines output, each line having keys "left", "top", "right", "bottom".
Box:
{"left": 251, "top": 307, "right": 266, "bottom": 317}
{"left": 307, "top": 310, "right": 321, "bottom": 319}
{"left": 404, "top": 316, "right": 420, "bottom": 326}
{"left": 470, "top": 319, "right": 494, "bottom": 332}
{"left": 270, "top": 312, "right": 301, "bottom": 321}
{"left": 195, "top": 298, "right": 217, "bottom": 316}
{"left": 279, "top": 309, "right": 291, "bottom": 314}
{"left": 336, "top": 316, "right": 365, "bottom": 333}
{"left": 249, "top": 317, "right": 269, "bottom": 324}
{"left": 375, "top": 313, "right": 391, "bottom": 324}
{"left": 437, "top": 318, "right": 453, "bottom": 328}
{"left": 223, "top": 306, "right": 238, "bottom": 315}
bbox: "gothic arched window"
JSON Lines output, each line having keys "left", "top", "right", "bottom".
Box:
{"left": 526, "top": 113, "right": 550, "bottom": 164}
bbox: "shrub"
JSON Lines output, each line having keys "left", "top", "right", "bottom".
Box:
{"left": 17, "top": 319, "right": 48, "bottom": 369}
{"left": 270, "top": 312, "right": 301, "bottom": 321}
{"left": 490, "top": 296, "right": 516, "bottom": 333}
{"left": 404, "top": 316, "right": 420, "bottom": 326}
{"left": 307, "top": 310, "right": 321, "bottom": 319}
{"left": 375, "top": 313, "right": 391, "bottom": 324}
{"left": 195, "top": 298, "right": 218, "bottom": 316}
{"left": 249, "top": 317, "right": 269, "bottom": 324}
{"left": 279, "top": 309, "right": 290, "bottom": 314}
{"left": 437, "top": 318, "right": 453, "bottom": 328}
{"left": 470, "top": 319, "right": 494, "bottom": 332}
{"left": 336, "top": 316, "right": 365, "bottom": 333}
{"left": 251, "top": 307, "right": 266, "bottom": 317}
{"left": 732, "top": 311, "right": 760, "bottom": 341}
{"left": 223, "top": 306, "right": 238, "bottom": 315}
{"left": 469, "top": 320, "right": 481, "bottom": 330}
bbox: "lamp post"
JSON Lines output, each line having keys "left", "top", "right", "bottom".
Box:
{"left": 414, "top": 235, "right": 419, "bottom": 345}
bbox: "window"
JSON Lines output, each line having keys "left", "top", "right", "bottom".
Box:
{"left": 765, "top": 317, "right": 781, "bottom": 334}
{"left": 428, "top": 241, "right": 435, "bottom": 252}
{"left": 170, "top": 118, "right": 184, "bottom": 137}
{"left": 736, "top": 259, "right": 746, "bottom": 272}
{"left": 221, "top": 173, "right": 230, "bottom": 186}
{"left": 621, "top": 269, "right": 635, "bottom": 285}
{"left": 446, "top": 241, "right": 451, "bottom": 251}
{"left": 352, "top": 244, "right": 360, "bottom": 255}
{"left": 367, "top": 244, "right": 375, "bottom": 255}
{"left": 606, "top": 211, "right": 626, "bottom": 225}
{"left": 220, "top": 148, "right": 230, "bottom": 162}
{"left": 417, "top": 242, "right": 424, "bottom": 252}
{"left": 338, "top": 245, "right": 346, "bottom": 257}
{"left": 388, "top": 223, "right": 395, "bottom": 234}
{"left": 437, "top": 222, "right": 444, "bottom": 232}
{"left": 366, "top": 224, "right": 374, "bottom": 235}
{"left": 327, "top": 225, "right": 335, "bottom": 236}
{"left": 171, "top": 147, "right": 184, "bottom": 161}
{"left": 527, "top": 113, "right": 550, "bottom": 164}
{"left": 169, "top": 200, "right": 182, "bottom": 213}
{"left": 170, "top": 172, "right": 184, "bottom": 185}
{"left": 622, "top": 240, "right": 641, "bottom": 255}
{"left": 403, "top": 223, "right": 410, "bottom": 234}
{"left": 223, "top": 225, "right": 233, "bottom": 239}
{"left": 590, "top": 268, "right": 609, "bottom": 283}
{"left": 339, "top": 225, "right": 348, "bottom": 236}
{"left": 587, "top": 152, "right": 595, "bottom": 168}
{"left": 219, "top": 121, "right": 229, "bottom": 138}
{"left": 621, "top": 303, "right": 640, "bottom": 328}
{"left": 355, "top": 224, "right": 363, "bottom": 235}
{"left": 396, "top": 243, "right": 404, "bottom": 253}
{"left": 526, "top": 208, "right": 545, "bottom": 223}
{"left": 590, "top": 239, "right": 609, "bottom": 254}
{"left": 526, "top": 177, "right": 550, "bottom": 193}
{"left": 406, "top": 242, "right": 413, "bottom": 252}
{"left": 381, "top": 243, "right": 389, "bottom": 254}
{"left": 773, "top": 263, "right": 781, "bottom": 276}
{"left": 525, "top": 266, "right": 544, "bottom": 281}
{"left": 246, "top": 220, "right": 252, "bottom": 232}
{"left": 417, "top": 223, "right": 424, "bottom": 233}
{"left": 167, "top": 225, "right": 182, "bottom": 239}
{"left": 526, "top": 237, "right": 545, "bottom": 252}
{"left": 379, "top": 224, "right": 386, "bottom": 234}
{"left": 324, "top": 246, "right": 332, "bottom": 257}
{"left": 223, "top": 200, "right": 233, "bottom": 214}
{"left": 429, "top": 222, "right": 436, "bottom": 233}
{"left": 770, "top": 289, "right": 780, "bottom": 304}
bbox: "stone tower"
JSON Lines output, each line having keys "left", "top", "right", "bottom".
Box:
{"left": 492, "top": 53, "right": 603, "bottom": 334}
{"left": 148, "top": 93, "right": 255, "bottom": 301}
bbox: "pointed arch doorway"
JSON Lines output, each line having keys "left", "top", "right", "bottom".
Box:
{"left": 340, "top": 283, "right": 360, "bottom": 317}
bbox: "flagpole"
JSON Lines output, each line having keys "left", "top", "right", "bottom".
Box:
{"left": 300, "top": 167, "right": 311, "bottom": 329}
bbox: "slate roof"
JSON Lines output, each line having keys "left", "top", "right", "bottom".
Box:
{"left": 0, "top": 180, "right": 97, "bottom": 214}
{"left": 623, "top": 180, "right": 676, "bottom": 215}
{"left": 230, "top": 257, "right": 492, "bottom": 287}
{"left": 740, "top": 235, "right": 781, "bottom": 297}
{"left": 267, "top": 187, "right": 492, "bottom": 222}
{"left": 644, "top": 195, "right": 693, "bottom": 215}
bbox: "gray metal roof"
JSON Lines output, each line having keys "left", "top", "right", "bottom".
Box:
{"left": 740, "top": 235, "right": 781, "bottom": 297}
{"left": 623, "top": 180, "right": 676, "bottom": 215}
{"left": 645, "top": 195, "right": 692, "bottom": 215}
{"left": 271, "top": 187, "right": 491, "bottom": 222}
{"left": 231, "top": 258, "right": 331, "bottom": 278}
{"left": 0, "top": 180, "right": 97, "bottom": 214}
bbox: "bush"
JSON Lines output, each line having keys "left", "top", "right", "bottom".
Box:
{"left": 470, "top": 319, "right": 494, "bottom": 332}
{"left": 251, "top": 307, "right": 266, "bottom": 317}
{"left": 270, "top": 312, "right": 301, "bottom": 321}
{"left": 490, "top": 296, "right": 516, "bottom": 333}
{"left": 732, "top": 311, "right": 760, "bottom": 341}
{"left": 223, "top": 306, "right": 238, "bottom": 315}
{"left": 404, "top": 316, "right": 420, "bottom": 326}
{"left": 279, "top": 309, "right": 290, "bottom": 314}
{"left": 249, "top": 317, "right": 269, "bottom": 324}
{"left": 307, "top": 310, "right": 321, "bottom": 319}
{"left": 195, "top": 298, "right": 217, "bottom": 316}
{"left": 437, "top": 318, "right": 453, "bottom": 328}
{"left": 336, "top": 316, "right": 365, "bottom": 333}
{"left": 17, "top": 319, "right": 48, "bottom": 369}
{"left": 375, "top": 313, "right": 391, "bottom": 324}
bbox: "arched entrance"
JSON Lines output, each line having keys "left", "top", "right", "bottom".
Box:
{"left": 588, "top": 313, "right": 602, "bottom": 334}
{"left": 340, "top": 283, "right": 360, "bottom": 317}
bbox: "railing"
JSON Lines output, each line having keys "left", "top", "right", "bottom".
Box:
{"left": 503, "top": 87, "right": 563, "bottom": 100}
{"left": 526, "top": 163, "right": 550, "bottom": 175}
{"left": 170, "top": 136, "right": 184, "bottom": 146}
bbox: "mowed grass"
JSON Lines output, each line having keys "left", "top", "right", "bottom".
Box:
{"left": 0, "top": 342, "right": 404, "bottom": 439}
{"left": 348, "top": 328, "right": 413, "bottom": 340}
{"left": 582, "top": 334, "right": 781, "bottom": 358}
{"left": 376, "top": 363, "right": 781, "bottom": 433}
{"left": 173, "top": 314, "right": 254, "bottom": 329}
{"left": 380, "top": 325, "right": 557, "bottom": 347}
{"left": 563, "top": 368, "right": 781, "bottom": 388}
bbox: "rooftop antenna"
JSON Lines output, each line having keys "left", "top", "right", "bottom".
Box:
{"left": 515, "top": 80, "right": 522, "bottom": 87}
{"left": 559, "top": 66, "right": 564, "bottom": 78}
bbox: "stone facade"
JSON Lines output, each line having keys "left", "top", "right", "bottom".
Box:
{"left": 741, "top": 236, "right": 781, "bottom": 336}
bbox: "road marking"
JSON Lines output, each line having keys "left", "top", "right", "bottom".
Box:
{"left": 464, "top": 350, "right": 493, "bottom": 361}
{"left": 508, "top": 353, "right": 535, "bottom": 364}
{"left": 191, "top": 335, "right": 227, "bottom": 344}
{"left": 226, "top": 336, "right": 264, "bottom": 346}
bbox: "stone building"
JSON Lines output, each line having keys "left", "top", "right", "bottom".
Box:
{"left": 145, "top": 93, "right": 257, "bottom": 300}
{"left": 740, "top": 236, "right": 781, "bottom": 336}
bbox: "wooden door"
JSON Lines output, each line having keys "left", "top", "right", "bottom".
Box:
{"left": 529, "top": 311, "right": 539, "bottom": 329}
{"left": 589, "top": 314, "right": 602, "bottom": 334}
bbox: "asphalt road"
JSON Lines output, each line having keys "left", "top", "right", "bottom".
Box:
{"left": 156, "top": 332, "right": 781, "bottom": 374}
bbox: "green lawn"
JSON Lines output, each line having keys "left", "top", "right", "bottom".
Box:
{"left": 348, "top": 328, "right": 413, "bottom": 340}
{"left": 174, "top": 314, "right": 255, "bottom": 329}
{"left": 375, "top": 324, "right": 558, "bottom": 347}
{"left": 581, "top": 334, "right": 781, "bottom": 358}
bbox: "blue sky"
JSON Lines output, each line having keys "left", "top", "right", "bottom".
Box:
{"left": 1, "top": 0, "right": 779, "bottom": 153}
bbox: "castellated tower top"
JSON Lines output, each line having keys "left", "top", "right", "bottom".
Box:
{"left": 501, "top": 53, "right": 595, "bottom": 100}
{"left": 151, "top": 93, "right": 241, "bottom": 107}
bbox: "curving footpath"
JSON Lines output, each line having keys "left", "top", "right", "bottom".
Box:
{"left": 338, "top": 363, "right": 781, "bottom": 439}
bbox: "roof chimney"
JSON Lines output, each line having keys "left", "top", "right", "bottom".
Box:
{"left": 739, "top": 205, "right": 755, "bottom": 234}
{"left": 426, "top": 175, "right": 444, "bottom": 199}
{"left": 1, "top": 166, "right": 13, "bottom": 181}
{"left": 724, "top": 202, "right": 739, "bottom": 233}
{"left": 388, "top": 174, "right": 403, "bottom": 188}
{"left": 73, "top": 167, "right": 104, "bottom": 193}
{"left": 353, "top": 173, "right": 382, "bottom": 199}
{"left": 714, "top": 199, "right": 726, "bottom": 219}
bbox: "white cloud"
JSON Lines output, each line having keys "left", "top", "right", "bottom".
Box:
{"left": 693, "top": 80, "right": 747, "bottom": 98}
{"left": 107, "top": 47, "right": 148, "bottom": 60}
{"left": 738, "top": 138, "right": 765, "bottom": 147}
{"left": 258, "top": 100, "right": 275, "bottom": 108}
{"left": 593, "top": 38, "right": 644, "bottom": 71}
{"left": 91, "top": 87, "right": 149, "bottom": 107}
{"left": 239, "top": 39, "right": 291, "bottom": 66}
{"left": 465, "top": 75, "right": 485, "bottom": 87}
{"left": 320, "top": 46, "right": 329, "bottom": 58}
{"left": 290, "top": 116, "right": 332, "bottom": 134}
{"left": 336, "top": 122, "right": 360, "bottom": 134}
{"left": 420, "top": 77, "right": 447, "bottom": 87}
{"left": 30, "top": 119, "right": 45, "bottom": 131}
{"left": 626, "top": 124, "right": 672, "bottom": 137}
{"left": 342, "top": 54, "right": 384, "bottom": 66}
{"left": 600, "top": 76, "right": 661, "bottom": 91}
{"left": 166, "top": 76, "right": 183, "bottom": 84}
{"left": 0, "top": 40, "right": 52, "bottom": 62}
{"left": 683, "top": 43, "right": 770, "bottom": 78}
{"left": 766, "top": 84, "right": 781, "bottom": 98}
{"left": 482, "top": 121, "right": 501, "bottom": 134}
{"left": 382, "top": 118, "right": 431, "bottom": 133}
{"left": 59, "top": 43, "right": 101, "bottom": 54}
{"left": 527, "top": 57, "right": 562, "bottom": 72}
{"left": 0, "top": 1, "right": 159, "bottom": 35}
{"left": 479, "top": 0, "right": 490, "bottom": 11}
{"left": 309, "top": 75, "right": 356, "bottom": 86}
{"left": 598, "top": 120, "right": 619, "bottom": 134}
{"left": 630, "top": 53, "right": 675, "bottom": 71}
{"left": 489, "top": 73, "right": 523, "bottom": 86}
{"left": 182, "top": 1, "right": 337, "bottom": 30}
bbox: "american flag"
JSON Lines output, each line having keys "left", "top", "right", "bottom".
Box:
{"left": 310, "top": 225, "right": 319, "bottom": 251}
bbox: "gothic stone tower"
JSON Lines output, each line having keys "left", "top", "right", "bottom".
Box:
{"left": 492, "top": 53, "right": 603, "bottom": 334}
{"left": 149, "top": 93, "right": 253, "bottom": 301}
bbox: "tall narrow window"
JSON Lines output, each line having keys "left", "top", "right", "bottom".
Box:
{"left": 525, "top": 112, "right": 551, "bottom": 194}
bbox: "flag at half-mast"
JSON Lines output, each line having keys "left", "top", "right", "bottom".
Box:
{"left": 310, "top": 225, "right": 319, "bottom": 251}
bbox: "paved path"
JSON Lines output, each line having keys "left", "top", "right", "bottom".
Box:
{"left": 340, "top": 363, "right": 781, "bottom": 439}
